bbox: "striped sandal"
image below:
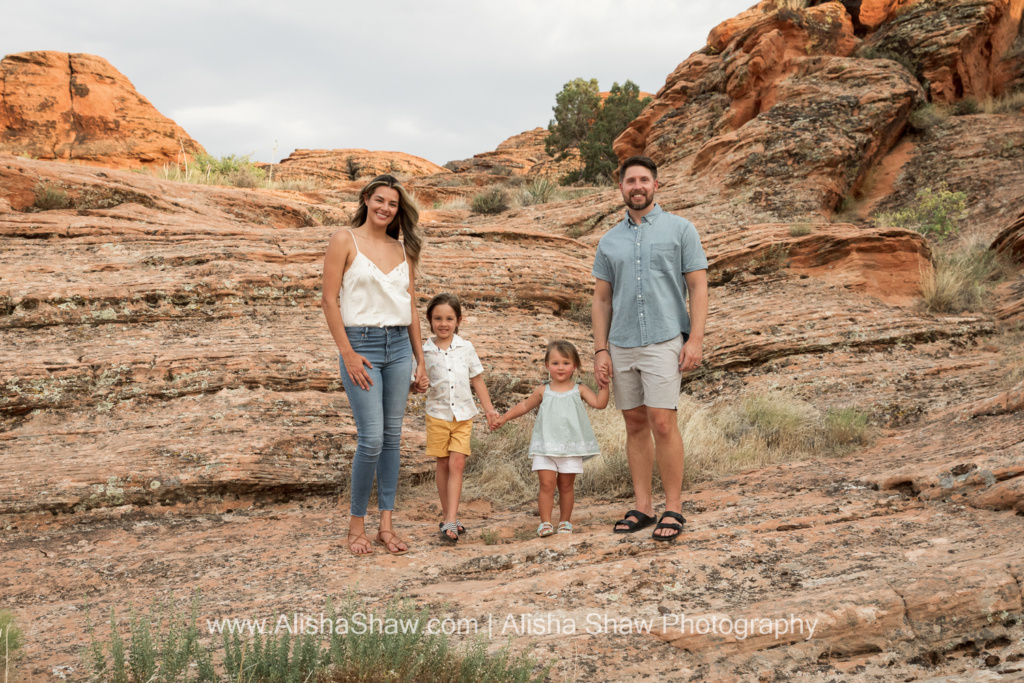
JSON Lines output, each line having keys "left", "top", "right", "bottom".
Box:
{"left": 439, "top": 522, "right": 459, "bottom": 544}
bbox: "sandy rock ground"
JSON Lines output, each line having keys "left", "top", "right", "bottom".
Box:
{"left": 2, "top": 151, "right": 1023, "bottom": 681}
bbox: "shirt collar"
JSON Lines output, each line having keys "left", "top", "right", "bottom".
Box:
{"left": 425, "top": 333, "right": 466, "bottom": 352}
{"left": 625, "top": 203, "right": 663, "bottom": 227}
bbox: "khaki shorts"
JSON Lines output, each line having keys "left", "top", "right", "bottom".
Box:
{"left": 609, "top": 335, "right": 684, "bottom": 411}
{"left": 425, "top": 414, "right": 473, "bottom": 457}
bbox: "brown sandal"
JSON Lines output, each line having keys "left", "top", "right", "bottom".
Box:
{"left": 375, "top": 529, "right": 409, "bottom": 555}
{"left": 346, "top": 532, "right": 374, "bottom": 556}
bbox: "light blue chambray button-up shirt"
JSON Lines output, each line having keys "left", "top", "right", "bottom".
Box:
{"left": 592, "top": 204, "right": 708, "bottom": 349}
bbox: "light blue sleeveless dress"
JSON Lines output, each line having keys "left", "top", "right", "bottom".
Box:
{"left": 528, "top": 385, "right": 601, "bottom": 460}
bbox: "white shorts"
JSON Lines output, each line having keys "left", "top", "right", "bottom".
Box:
{"left": 531, "top": 455, "right": 585, "bottom": 474}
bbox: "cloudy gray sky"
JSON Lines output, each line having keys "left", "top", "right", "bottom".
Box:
{"left": 7, "top": 1, "right": 755, "bottom": 165}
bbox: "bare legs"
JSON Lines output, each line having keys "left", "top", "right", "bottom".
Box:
{"left": 614, "top": 405, "right": 684, "bottom": 537}
{"left": 436, "top": 451, "right": 466, "bottom": 540}
{"left": 537, "top": 471, "right": 576, "bottom": 524}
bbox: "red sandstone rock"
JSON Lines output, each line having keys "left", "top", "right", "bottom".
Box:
{"left": 0, "top": 51, "right": 206, "bottom": 168}
{"left": 272, "top": 148, "right": 447, "bottom": 187}
{"left": 862, "top": 0, "right": 1024, "bottom": 103}
{"left": 992, "top": 205, "right": 1024, "bottom": 263}
{"left": 443, "top": 128, "right": 583, "bottom": 179}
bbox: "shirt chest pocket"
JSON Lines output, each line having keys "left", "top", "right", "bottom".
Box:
{"left": 650, "top": 243, "right": 678, "bottom": 273}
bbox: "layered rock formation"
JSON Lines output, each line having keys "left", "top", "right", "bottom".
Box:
{"left": 272, "top": 148, "right": 448, "bottom": 186}
{"left": 0, "top": 51, "right": 205, "bottom": 168}
{"left": 993, "top": 205, "right": 1024, "bottom": 262}
{"left": 3, "top": 1, "right": 1024, "bottom": 681}
{"left": 443, "top": 127, "right": 583, "bottom": 179}
{"left": 614, "top": 0, "right": 1024, "bottom": 221}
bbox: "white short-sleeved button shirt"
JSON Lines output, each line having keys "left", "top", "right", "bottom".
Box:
{"left": 423, "top": 334, "right": 484, "bottom": 421}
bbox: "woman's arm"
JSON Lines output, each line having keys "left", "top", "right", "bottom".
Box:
{"left": 495, "top": 385, "right": 544, "bottom": 428}
{"left": 407, "top": 262, "right": 427, "bottom": 393}
{"left": 322, "top": 231, "right": 374, "bottom": 390}
{"left": 469, "top": 374, "right": 499, "bottom": 430}
{"left": 579, "top": 383, "right": 609, "bottom": 410}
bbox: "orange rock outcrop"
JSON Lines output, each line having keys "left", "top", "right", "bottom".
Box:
{"left": 443, "top": 127, "right": 584, "bottom": 179}
{"left": 272, "top": 148, "right": 447, "bottom": 186}
{"left": 0, "top": 51, "right": 205, "bottom": 168}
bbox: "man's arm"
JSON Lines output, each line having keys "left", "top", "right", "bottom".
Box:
{"left": 679, "top": 269, "right": 708, "bottom": 372}
{"left": 592, "top": 278, "right": 614, "bottom": 389}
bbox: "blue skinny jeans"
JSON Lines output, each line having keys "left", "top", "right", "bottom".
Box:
{"left": 338, "top": 326, "right": 414, "bottom": 517}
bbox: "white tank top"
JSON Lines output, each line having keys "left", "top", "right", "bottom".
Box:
{"left": 340, "top": 230, "right": 412, "bottom": 327}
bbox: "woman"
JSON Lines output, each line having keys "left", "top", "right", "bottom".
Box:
{"left": 321, "top": 174, "right": 427, "bottom": 556}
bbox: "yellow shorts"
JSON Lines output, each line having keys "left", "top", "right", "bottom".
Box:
{"left": 425, "top": 414, "right": 473, "bottom": 458}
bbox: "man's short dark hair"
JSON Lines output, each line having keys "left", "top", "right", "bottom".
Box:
{"left": 619, "top": 155, "right": 658, "bottom": 181}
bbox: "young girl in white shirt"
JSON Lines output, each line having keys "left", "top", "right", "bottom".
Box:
{"left": 421, "top": 293, "right": 499, "bottom": 544}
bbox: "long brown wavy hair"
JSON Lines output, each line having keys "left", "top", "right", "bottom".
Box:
{"left": 349, "top": 174, "right": 422, "bottom": 271}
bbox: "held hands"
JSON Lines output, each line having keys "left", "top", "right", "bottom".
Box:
{"left": 341, "top": 350, "right": 374, "bottom": 390}
{"left": 594, "top": 350, "right": 613, "bottom": 389}
{"left": 412, "top": 362, "right": 429, "bottom": 393}
{"left": 485, "top": 410, "right": 501, "bottom": 431}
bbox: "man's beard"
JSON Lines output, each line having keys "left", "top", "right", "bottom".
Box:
{"left": 627, "top": 191, "right": 653, "bottom": 211}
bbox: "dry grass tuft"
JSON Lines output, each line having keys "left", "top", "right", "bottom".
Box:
{"left": 465, "top": 389, "right": 873, "bottom": 507}
{"left": 465, "top": 420, "right": 536, "bottom": 506}
{"left": 979, "top": 90, "right": 1024, "bottom": 115}
{"left": 920, "top": 231, "right": 1017, "bottom": 313}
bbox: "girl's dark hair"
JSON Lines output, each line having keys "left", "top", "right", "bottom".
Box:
{"left": 350, "top": 174, "right": 422, "bottom": 272}
{"left": 426, "top": 292, "right": 463, "bottom": 334}
{"left": 544, "top": 340, "right": 582, "bottom": 369}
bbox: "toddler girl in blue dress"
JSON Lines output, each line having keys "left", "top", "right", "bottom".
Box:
{"left": 495, "top": 340, "right": 609, "bottom": 536}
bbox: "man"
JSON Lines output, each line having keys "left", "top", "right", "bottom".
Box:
{"left": 592, "top": 155, "right": 708, "bottom": 541}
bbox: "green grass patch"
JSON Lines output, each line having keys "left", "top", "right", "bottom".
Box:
{"left": 1, "top": 610, "right": 25, "bottom": 676}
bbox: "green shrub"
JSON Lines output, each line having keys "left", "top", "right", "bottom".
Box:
{"left": 33, "top": 184, "right": 71, "bottom": 210}
{"left": 480, "top": 529, "right": 500, "bottom": 545}
{"left": 907, "top": 103, "right": 948, "bottom": 132}
{"left": 874, "top": 187, "right": 967, "bottom": 240}
{"left": 471, "top": 187, "right": 510, "bottom": 214}
{"left": 1, "top": 610, "right": 25, "bottom": 673}
{"left": 546, "top": 78, "right": 651, "bottom": 183}
{"left": 83, "top": 593, "right": 548, "bottom": 683}
{"left": 952, "top": 98, "right": 979, "bottom": 116}
{"left": 789, "top": 224, "right": 813, "bottom": 237}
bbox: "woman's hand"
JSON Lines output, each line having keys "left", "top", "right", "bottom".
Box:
{"left": 342, "top": 350, "right": 374, "bottom": 390}
{"left": 411, "top": 361, "right": 428, "bottom": 393}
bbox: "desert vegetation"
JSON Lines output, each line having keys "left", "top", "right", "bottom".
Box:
{"left": 155, "top": 153, "right": 319, "bottom": 191}
{"left": 874, "top": 186, "right": 968, "bottom": 240}
{"left": 465, "top": 390, "right": 873, "bottom": 507}
{"left": 1, "top": 610, "right": 24, "bottom": 682}
{"left": 545, "top": 78, "right": 651, "bottom": 183}
{"left": 920, "top": 231, "right": 1017, "bottom": 313}
{"left": 82, "top": 594, "right": 547, "bottom": 683}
